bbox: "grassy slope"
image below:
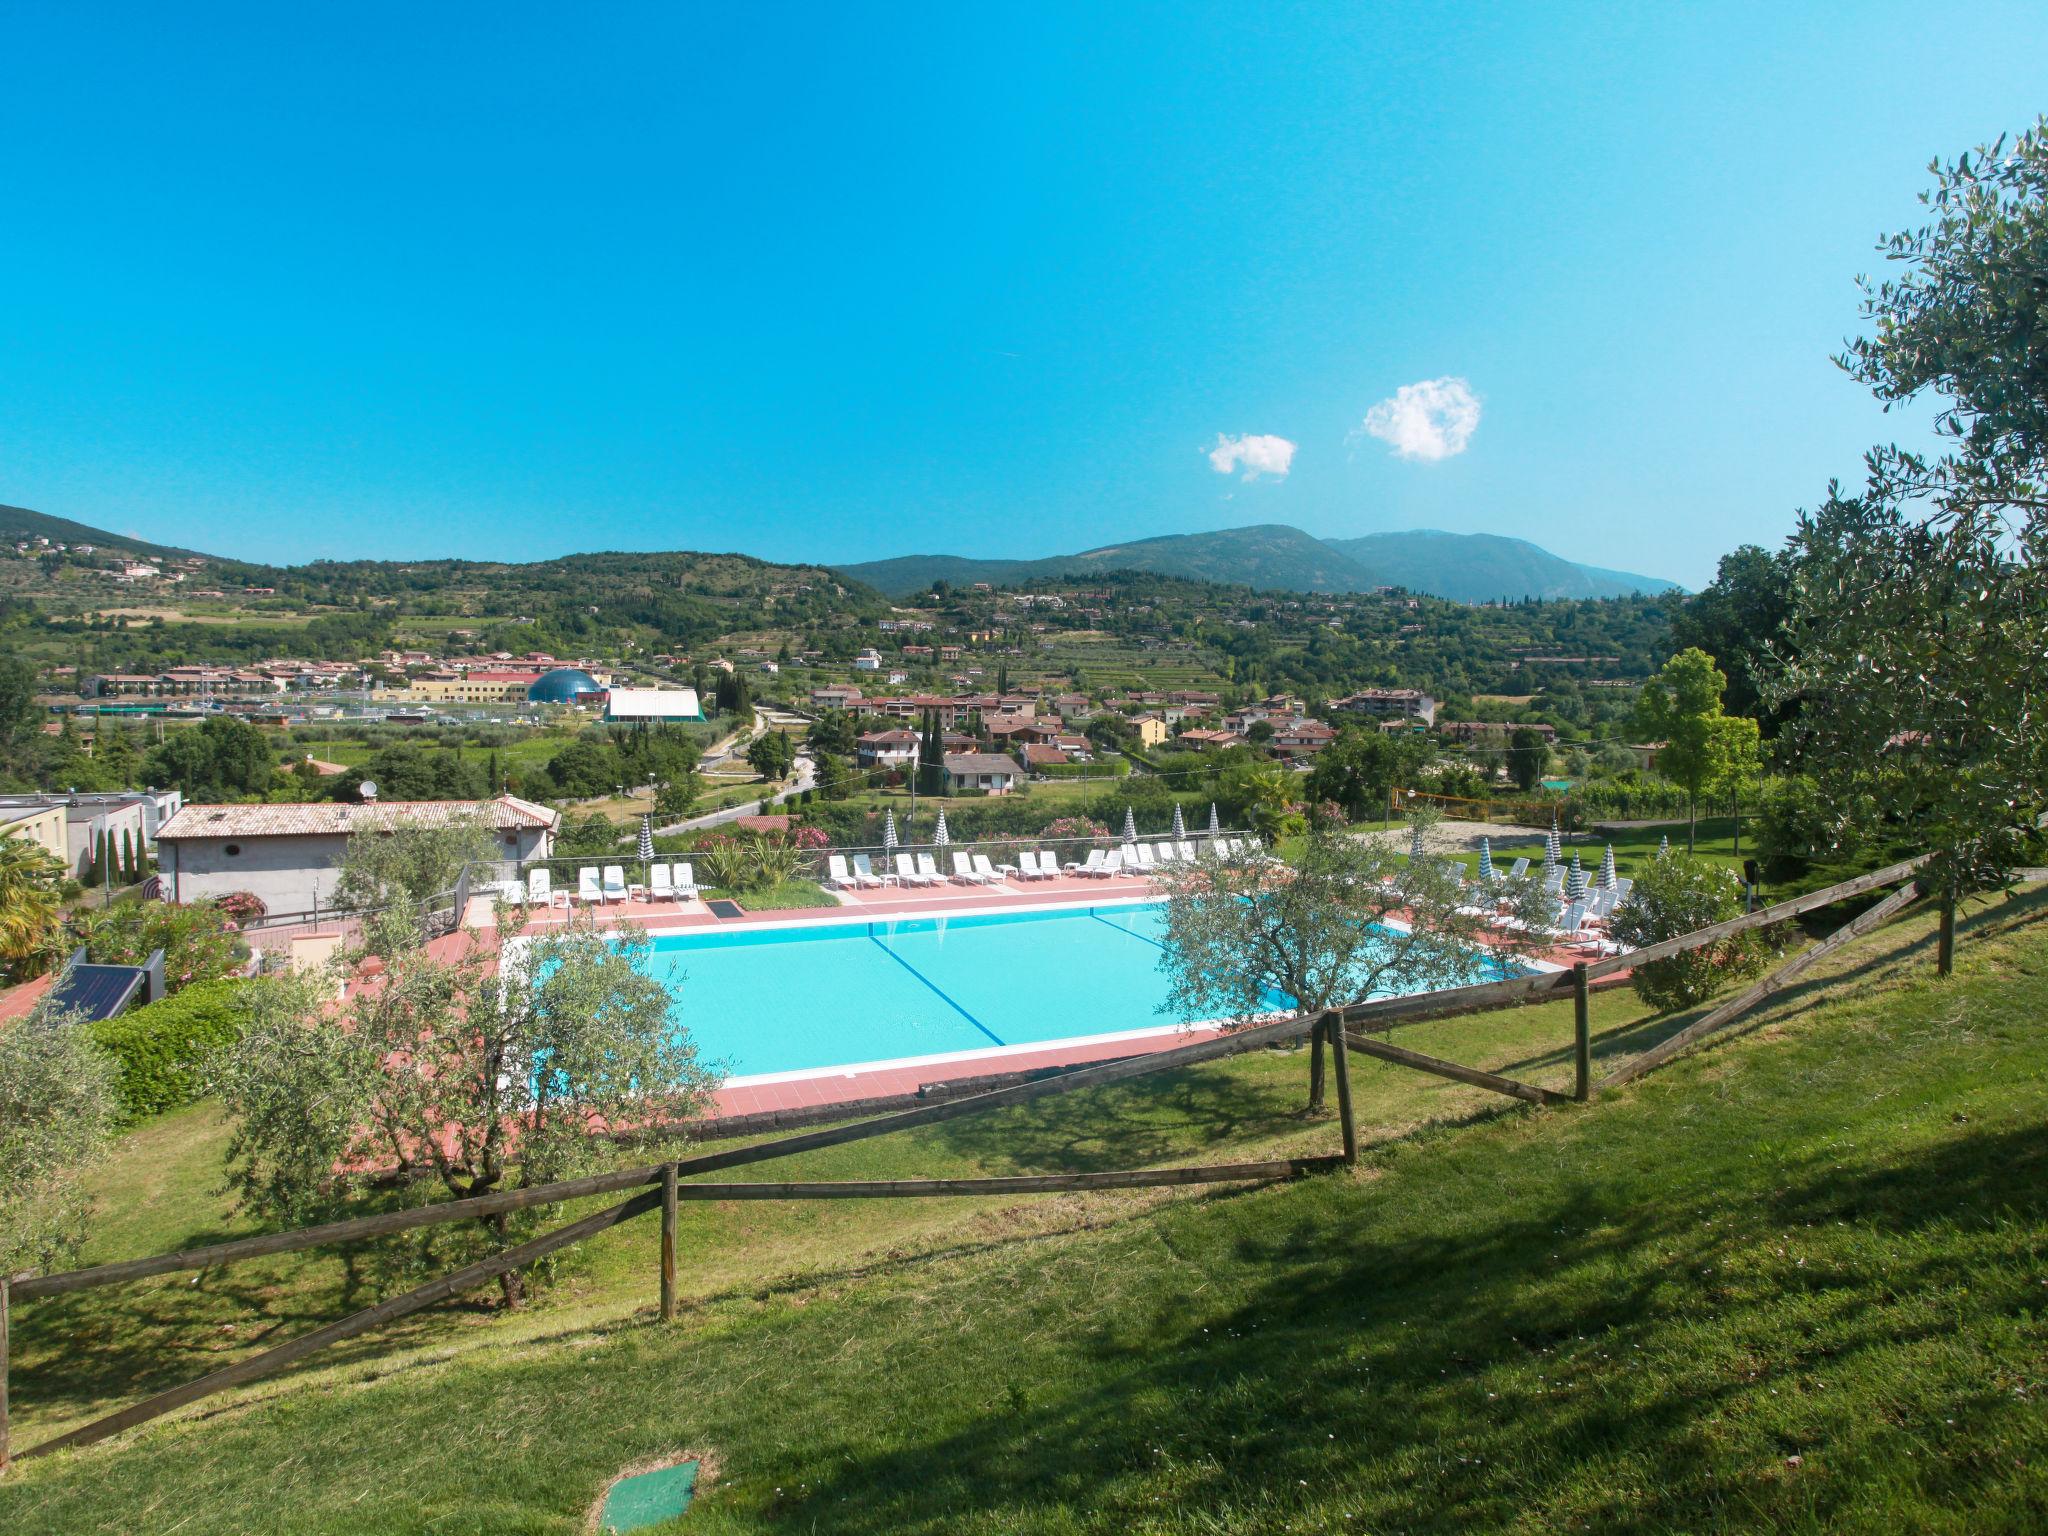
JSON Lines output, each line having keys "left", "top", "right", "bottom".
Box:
{"left": 4, "top": 893, "right": 2047, "bottom": 1533}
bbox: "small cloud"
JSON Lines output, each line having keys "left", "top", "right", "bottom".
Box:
{"left": 1358, "top": 377, "right": 1481, "bottom": 461}
{"left": 1205, "top": 432, "right": 1296, "bottom": 480}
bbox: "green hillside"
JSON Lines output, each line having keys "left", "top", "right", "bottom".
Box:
{"left": 0, "top": 503, "right": 216, "bottom": 562}
{"left": 1325, "top": 529, "right": 1680, "bottom": 602}
{"left": 3, "top": 891, "right": 2044, "bottom": 1533}
{"left": 835, "top": 524, "right": 1681, "bottom": 603}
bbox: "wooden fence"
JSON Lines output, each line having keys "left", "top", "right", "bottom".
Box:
{"left": 0, "top": 850, "right": 1989, "bottom": 1470}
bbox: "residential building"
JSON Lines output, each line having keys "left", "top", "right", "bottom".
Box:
{"left": 855, "top": 729, "right": 920, "bottom": 769}
{"left": 155, "top": 796, "right": 558, "bottom": 913}
{"left": 942, "top": 752, "right": 1021, "bottom": 795}
{"left": 1331, "top": 688, "right": 1438, "bottom": 727}
{"left": 0, "top": 803, "right": 68, "bottom": 861}
{"left": 1130, "top": 713, "right": 1170, "bottom": 748}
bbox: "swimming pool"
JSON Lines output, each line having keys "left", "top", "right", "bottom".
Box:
{"left": 635, "top": 900, "right": 1525, "bottom": 1084}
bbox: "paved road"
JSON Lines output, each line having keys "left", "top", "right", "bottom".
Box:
{"left": 660, "top": 708, "right": 814, "bottom": 833}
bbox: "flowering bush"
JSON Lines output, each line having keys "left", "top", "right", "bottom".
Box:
{"left": 216, "top": 891, "right": 268, "bottom": 925}
{"left": 792, "top": 825, "right": 831, "bottom": 850}
{"left": 1041, "top": 816, "right": 1110, "bottom": 844}
{"left": 87, "top": 900, "right": 245, "bottom": 994}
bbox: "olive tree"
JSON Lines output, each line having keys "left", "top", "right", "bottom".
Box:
{"left": 1769, "top": 120, "right": 2048, "bottom": 968}
{"left": 212, "top": 913, "right": 718, "bottom": 1306}
{"left": 0, "top": 1005, "right": 119, "bottom": 1276}
{"left": 332, "top": 815, "right": 500, "bottom": 956}
{"left": 1154, "top": 827, "right": 1548, "bottom": 1112}
{"left": 1606, "top": 854, "right": 1774, "bottom": 1011}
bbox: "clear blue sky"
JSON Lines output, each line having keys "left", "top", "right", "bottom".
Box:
{"left": 3, "top": 4, "right": 2043, "bottom": 588}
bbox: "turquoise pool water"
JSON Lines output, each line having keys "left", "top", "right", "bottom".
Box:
{"left": 641, "top": 902, "right": 1518, "bottom": 1080}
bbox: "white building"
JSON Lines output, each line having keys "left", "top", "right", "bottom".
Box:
{"left": 852, "top": 648, "right": 884, "bottom": 672}
{"left": 155, "top": 796, "right": 558, "bottom": 915}
{"left": 602, "top": 687, "right": 702, "bottom": 724}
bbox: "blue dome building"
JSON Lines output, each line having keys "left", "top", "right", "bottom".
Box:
{"left": 526, "top": 667, "right": 604, "bottom": 705}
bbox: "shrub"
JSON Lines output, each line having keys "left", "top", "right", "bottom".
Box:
{"left": 88, "top": 979, "right": 249, "bottom": 1120}
{"left": 86, "top": 899, "right": 244, "bottom": 993}
{"left": 1607, "top": 855, "right": 1774, "bottom": 1010}
{"left": 0, "top": 1004, "right": 119, "bottom": 1274}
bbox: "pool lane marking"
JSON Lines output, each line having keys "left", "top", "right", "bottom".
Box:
{"left": 866, "top": 935, "right": 1007, "bottom": 1048}
{"left": 1088, "top": 911, "right": 1167, "bottom": 951}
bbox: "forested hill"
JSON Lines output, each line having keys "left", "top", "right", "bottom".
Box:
{"left": 0, "top": 503, "right": 215, "bottom": 562}
{"left": 835, "top": 523, "right": 1679, "bottom": 603}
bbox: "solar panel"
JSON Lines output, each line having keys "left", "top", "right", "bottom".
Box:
{"left": 47, "top": 964, "right": 147, "bottom": 1021}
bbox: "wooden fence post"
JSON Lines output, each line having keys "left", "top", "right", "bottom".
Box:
{"left": 659, "top": 1164, "right": 678, "bottom": 1323}
{"left": 1938, "top": 890, "right": 1956, "bottom": 977}
{"left": 2, "top": 1274, "right": 11, "bottom": 1474}
{"left": 1572, "top": 964, "right": 1591, "bottom": 1102}
{"left": 1326, "top": 1014, "right": 1357, "bottom": 1166}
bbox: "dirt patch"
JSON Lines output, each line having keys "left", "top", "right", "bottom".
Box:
{"left": 1353, "top": 820, "right": 1554, "bottom": 857}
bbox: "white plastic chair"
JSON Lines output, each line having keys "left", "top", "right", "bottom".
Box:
{"left": 893, "top": 852, "right": 924, "bottom": 886}
{"left": 673, "top": 861, "right": 698, "bottom": 898}
{"left": 917, "top": 853, "right": 945, "bottom": 886}
{"left": 827, "top": 855, "right": 859, "bottom": 891}
{"left": 601, "top": 865, "right": 628, "bottom": 902}
{"left": 577, "top": 867, "right": 602, "bottom": 905}
{"left": 950, "top": 851, "right": 979, "bottom": 884}
{"left": 973, "top": 853, "right": 1003, "bottom": 884}
{"left": 852, "top": 853, "right": 886, "bottom": 888}
{"left": 650, "top": 863, "right": 676, "bottom": 900}
{"left": 527, "top": 867, "right": 553, "bottom": 907}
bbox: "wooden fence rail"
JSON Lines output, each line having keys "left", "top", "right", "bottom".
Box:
{"left": 1, "top": 851, "right": 1954, "bottom": 1469}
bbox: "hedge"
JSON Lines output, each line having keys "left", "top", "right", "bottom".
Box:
{"left": 87, "top": 978, "right": 248, "bottom": 1121}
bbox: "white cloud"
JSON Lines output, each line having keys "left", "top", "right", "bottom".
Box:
{"left": 1358, "top": 377, "right": 1481, "bottom": 461}
{"left": 1205, "top": 432, "right": 1297, "bottom": 480}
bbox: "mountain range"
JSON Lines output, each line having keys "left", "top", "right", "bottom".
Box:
{"left": 833, "top": 524, "right": 1682, "bottom": 604}
{"left": 2, "top": 500, "right": 1682, "bottom": 607}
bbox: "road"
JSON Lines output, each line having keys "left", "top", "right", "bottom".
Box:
{"left": 659, "top": 706, "right": 815, "bottom": 833}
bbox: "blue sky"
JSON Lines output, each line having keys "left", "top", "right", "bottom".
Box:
{"left": 3, "top": 5, "right": 2043, "bottom": 588}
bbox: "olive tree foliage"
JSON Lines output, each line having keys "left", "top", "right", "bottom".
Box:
{"left": 1768, "top": 121, "right": 2048, "bottom": 907}
{"left": 210, "top": 914, "right": 718, "bottom": 1305}
{"left": 1635, "top": 648, "right": 1744, "bottom": 851}
{"left": 1606, "top": 854, "right": 1773, "bottom": 1011}
{"left": 331, "top": 815, "right": 500, "bottom": 956}
{"left": 1153, "top": 828, "right": 1549, "bottom": 1111}
{"left": 0, "top": 1004, "right": 120, "bottom": 1275}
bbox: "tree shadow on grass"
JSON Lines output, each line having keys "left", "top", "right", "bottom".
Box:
{"left": 749, "top": 1121, "right": 2048, "bottom": 1535}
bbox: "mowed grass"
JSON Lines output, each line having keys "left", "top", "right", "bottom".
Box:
{"left": 3, "top": 892, "right": 2047, "bottom": 1532}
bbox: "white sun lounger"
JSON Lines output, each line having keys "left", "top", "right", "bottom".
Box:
{"left": 1100, "top": 848, "right": 1126, "bottom": 876}
{"left": 950, "top": 851, "right": 982, "bottom": 884}
{"left": 1026, "top": 849, "right": 1058, "bottom": 879}
{"left": 1176, "top": 840, "right": 1197, "bottom": 863}
{"left": 1132, "top": 844, "right": 1157, "bottom": 871}
{"left": 1153, "top": 841, "right": 1176, "bottom": 865}
{"left": 527, "top": 867, "right": 554, "bottom": 907}
{"left": 577, "top": 867, "right": 602, "bottom": 905}
{"left": 1506, "top": 857, "right": 1529, "bottom": 880}
{"left": 826, "top": 855, "right": 860, "bottom": 891}
{"left": 650, "top": 863, "right": 676, "bottom": 900}
{"left": 672, "top": 862, "right": 698, "bottom": 899}
{"left": 893, "top": 852, "right": 928, "bottom": 886}
{"left": 1067, "top": 848, "right": 1105, "bottom": 876}
{"left": 851, "top": 853, "right": 886, "bottom": 888}
{"left": 917, "top": 853, "right": 946, "bottom": 886}
{"left": 601, "top": 865, "right": 629, "bottom": 902}
{"left": 973, "top": 853, "right": 1004, "bottom": 884}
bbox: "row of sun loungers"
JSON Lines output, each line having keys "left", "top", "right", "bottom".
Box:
{"left": 824, "top": 837, "right": 1263, "bottom": 893}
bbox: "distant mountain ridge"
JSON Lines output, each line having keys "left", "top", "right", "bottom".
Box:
{"left": 834, "top": 524, "right": 1681, "bottom": 603}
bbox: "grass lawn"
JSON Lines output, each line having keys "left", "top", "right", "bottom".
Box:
{"left": 1422, "top": 814, "right": 1755, "bottom": 883}
{"left": 4, "top": 890, "right": 2046, "bottom": 1531}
